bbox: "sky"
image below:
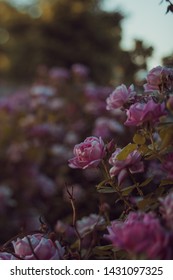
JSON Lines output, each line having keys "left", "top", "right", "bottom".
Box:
{"left": 7, "top": 0, "right": 173, "bottom": 70}
{"left": 103, "top": 0, "right": 173, "bottom": 69}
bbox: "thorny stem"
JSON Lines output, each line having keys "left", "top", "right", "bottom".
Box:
{"left": 149, "top": 128, "right": 156, "bottom": 152}
{"left": 101, "top": 160, "right": 111, "bottom": 180}
{"left": 66, "top": 185, "right": 82, "bottom": 255}
{"left": 83, "top": 230, "right": 97, "bottom": 260}
{"left": 101, "top": 160, "right": 135, "bottom": 211}
{"left": 26, "top": 236, "right": 39, "bottom": 260}
{"left": 111, "top": 182, "right": 135, "bottom": 211}
{"left": 129, "top": 172, "right": 144, "bottom": 197}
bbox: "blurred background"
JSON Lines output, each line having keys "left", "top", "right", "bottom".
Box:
{"left": 0, "top": 0, "right": 172, "bottom": 245}
{"left": 0, "top": 0, "right": 172, "bottom": 88}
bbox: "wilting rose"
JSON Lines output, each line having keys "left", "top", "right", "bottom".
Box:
{"left": 124, "top": 99, "right": 166, "bottom": 126}
{"left": 106, "top": 84, "right": 136, "bottom": 110}
{"left": 109, "top": 148, "right": 144, "bottom": 185}
{"left": 12, "top": 233, "right": 65, "bottom": 260}
{"left": 68, "top": 136, "right": 105, "bottom": 169}
{"left": 105, "top": 212, "right": 171, "bottom": 259}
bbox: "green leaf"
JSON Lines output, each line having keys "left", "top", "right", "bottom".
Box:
{"left": 93, "top": 245, "right": 113, "bottom": 252}
{"left": 137, "top": 196, "right": 154, "bottom": 210}
{"left": 157, "top": 122, "right": 173, "bottom": 127}
{"left": 133, "top": 134, "right": 146, "bottom": 145}
{"left": 96, "top": 185, "right": 116, "bottom": 193}
{"left": 116, "top": 143, "right": 138, "bottom": 160}
{"left": 159, "top": 179, "right": 173, "bottom": 187}
{"left": 138, "top": 145, "right": 150, "bottom": 155}
{"left": 121, "top": 185, "right": 136, "bottom": 196}
{"left": 92, "top": 245, "right": 116, "bottom": 259}
{"left": 158, "top": 125, "right": 173, "bottom": 149}
{"left": 139, "top": 177, "right": 154, "bottom": 187}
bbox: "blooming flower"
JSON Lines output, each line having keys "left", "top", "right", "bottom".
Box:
{"left": 109, "top": 148, "right": 144, "bottom": 185}
{"left": 12, "top": 233, "right": 65, "bottom": 260}
{"left": 105, "top": 212, "right": 171, "bottom": 259}
{"left": 106, "top": 84, "right": 136, "bottom": 110}
{"left": 49, "top": 67, "right": 70, "bottom": 80}
{"left": 0, "top": 252, "right": 17, "bottom": 260}
{"left": 144, "top": 66, "right": 173, "bottom": 92}
{"left": 71, "top": 63, "right": 89, "bottom": 78}
{"left": 68, "top": 136, "right": 105, "bottom": 169}
{"left": 125, "top": 99, "right": 166, "bottom": 126}
{"left": 93, "top": 117, "right": 124, "bottom": 139}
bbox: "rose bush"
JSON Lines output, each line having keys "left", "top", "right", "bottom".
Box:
{"left": 1, "top": 64, "right": 173, "bottom": 260}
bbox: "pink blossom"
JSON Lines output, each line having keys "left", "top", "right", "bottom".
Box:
{"left": 55, "top": 220, "right": 75, "bottom": 240}
{"left": 109, "top": 148, "right": 144, "bottom": 185}
{"left": 105, "top": 212, "right": 171, "bottom": 259}
{"left": 0, "top": 252, "right": 17, "bottom": 260}
{"left": 71, "top": 63, "right": 89, "bottom": 78}
{"left": 125, "top": 99, "right": 166, "bottom": 126}
{"left": 12, "top": 233, "right": 65, "bottom": 260}
{"left": 106, "top": 84, "right": 136, "bottom": 110}
{"left": 84, "top": 85, "right": 112, "bottom": 101}
{"left": 68, "top": 136, "right": 105, "bottom": 169}
{"left": 49, "top": 67, "right": 70, "bottom": 80}
{"left": 144, "top": 66, "right": 173, "bottom": 92}
{"left": 93, "top": 117, "right": 124, "bottom": 139}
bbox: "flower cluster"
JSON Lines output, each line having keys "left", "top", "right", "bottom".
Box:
{"left": 1, "top": 64, "right": 173, "bottom": 260}
{"left": 0, "top": 234, "right": 64, "bottom": 260}
{"left": 105, "top": 212, "right": 171, "bottom": 259}
{"left": 67, "top": 65, "right": 173, "bottom": 259}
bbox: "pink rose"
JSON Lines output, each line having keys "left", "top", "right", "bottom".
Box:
{"left": 144, "top": 66, "right": 173, "bottom": 92}
{"left": 93, "top": 117, "right": 124, "bottom": 139}
{"left": 12, "top": 233, "right": 65, "bottom": 260}
{"left": 105, "top": 212, "right": 171, "bottom": 259}
{"left": 0, "top": 252, "right": 17, "bottom": 260}
{"left": 125, "top": 99, "right": 166, "bottom": 126}
{"left": 68, "top": 136, "right": 105, "bottom": 169}
{"left": 109, "top": 148, "right": 144, "bottom": 185}
{"left": 71, "top": 63, "right": 89, "bottom": 78}
{"left": 106, "top": 84, "right": 136, "bottom": 110}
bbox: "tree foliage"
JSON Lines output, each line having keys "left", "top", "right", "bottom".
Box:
{"left": 0, "top": 0, "right": 153, "bottom": 84}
